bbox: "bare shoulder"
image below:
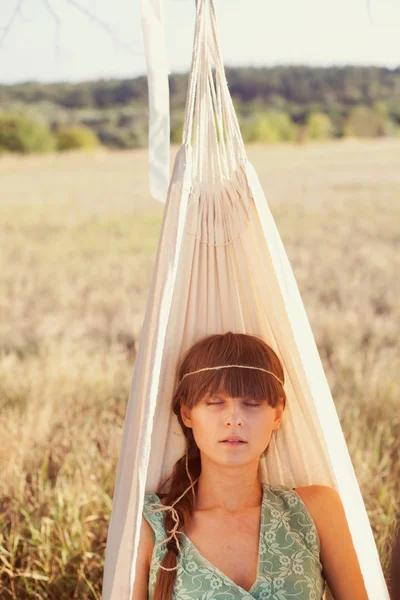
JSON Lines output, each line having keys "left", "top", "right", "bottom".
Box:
{"left": 132, "top": 492, "right": 170, "bottom": 598}
{"left": 138, "top": 513, "right": 155, "bottom": 567}
{"left": 141, "top": 513, "right": 155, "bottom": 560}
{"left": 131, "top": 514, "right": 154, "bottom": 600}
{"left": 293, "top": 485, "right": 341, "bottom": 541}
{"left": 293, "top": 484, "right": 339, "bottom": 506}
{"left": 293, "top": 486, "right": 368, "bottom": 598}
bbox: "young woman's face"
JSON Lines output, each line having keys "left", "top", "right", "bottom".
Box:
{"left": 180, "top": 390, "right": 284, "bottom": 466}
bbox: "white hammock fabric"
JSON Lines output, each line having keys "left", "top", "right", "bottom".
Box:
{"left": 101, "top": 0, "right": 389, "bottom": 598}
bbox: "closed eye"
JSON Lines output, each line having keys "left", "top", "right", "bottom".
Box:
{"left": 206, "top": 402, "right": 261, "bottom": 407}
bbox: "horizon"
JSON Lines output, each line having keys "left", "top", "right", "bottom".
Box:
{"left": 1, "top": 61, "right": 399, "bottom": 88}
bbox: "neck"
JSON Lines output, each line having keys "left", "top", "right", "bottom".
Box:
{"left": 194, "top": 459, "right": 263, "bottom": 513}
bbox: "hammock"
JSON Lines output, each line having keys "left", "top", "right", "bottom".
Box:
{"left": 102, "top": 0, "right": 389, "bottom": 598}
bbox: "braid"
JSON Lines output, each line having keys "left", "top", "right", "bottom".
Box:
{"left": 152, "top": 445, "right": 201, "bottom": 599}
{"left": 166, "top": 538, "right": 179, "bottom": 555}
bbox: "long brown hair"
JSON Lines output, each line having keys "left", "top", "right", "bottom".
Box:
{"left": 152, "top": 331, "right": 286, "bottom": 599}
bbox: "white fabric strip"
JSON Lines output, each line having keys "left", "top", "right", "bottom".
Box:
{"left": 140, "top": 0, "right": 170, "bottom": 204}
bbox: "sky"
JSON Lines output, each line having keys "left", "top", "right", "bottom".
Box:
{"left": 0, "top": 0, "right": 399, "bottom": 85}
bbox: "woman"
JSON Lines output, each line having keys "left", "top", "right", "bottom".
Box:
{"left": 133, "top": 332, "right": 368, "bottom": 599}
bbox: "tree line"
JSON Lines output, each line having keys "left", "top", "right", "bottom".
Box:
{"left": 0, "top": 65, "right": 399, "bottom": 153}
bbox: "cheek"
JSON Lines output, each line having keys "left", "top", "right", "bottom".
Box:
{"left": 190, "top": 409, "right": 223, "bottom": 446}
{"left": 253, "top": 413, "right": 272, "bottom": 429}
{"left": 192, "top": 411, "right": 216, "bottom": 436}
{"left": 250, "top": 410, "right": 276, "bottom": 441}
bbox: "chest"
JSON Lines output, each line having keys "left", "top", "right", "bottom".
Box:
{"left": 183, "top": 507, "right": 261, "bottom": 592}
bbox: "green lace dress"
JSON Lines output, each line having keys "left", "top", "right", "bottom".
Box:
{"left": 142, "top": 483, "right": 326, "bottom": 600}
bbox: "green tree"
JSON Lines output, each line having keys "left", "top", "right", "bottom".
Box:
{"left": 0, "top": 111, "right": 56, "bottom": 153}
{"left": 55, "top": 124, "right": 100, "bottom": 151}
{"left": 343, "top": 105, "right": 389, "bottom": 137}
{"left": 241, "top": 111, "right": 297, "bottom": 143}
{"left": 306, "top": 112, "right": 333, "bottom": 139}
{"left": 96, "top": 122, "right": 146, "bottom": 148}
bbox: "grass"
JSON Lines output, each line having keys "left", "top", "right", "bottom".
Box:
{"left": 0, "top": 138, "right": 399, "bottom": 598}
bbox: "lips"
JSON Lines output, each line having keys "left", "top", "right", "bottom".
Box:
{"left": 220, "top": 436, "right": 247, "bottom": 442}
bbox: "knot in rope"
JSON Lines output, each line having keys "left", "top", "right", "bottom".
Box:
{"left": 144, "top": 476, "right": 200, "bottom": 572}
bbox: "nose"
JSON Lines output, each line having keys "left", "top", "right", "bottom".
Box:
{"left": 224, "top": 403, "right": 243, "bottom": 426}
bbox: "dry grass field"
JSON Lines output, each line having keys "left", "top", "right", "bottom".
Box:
{"left": 0, "top": 138, "right": 399, "bottom": 599}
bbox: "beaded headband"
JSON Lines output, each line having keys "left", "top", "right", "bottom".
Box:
{"left": 179, "top": 364, "right": 284, "bottom": 386}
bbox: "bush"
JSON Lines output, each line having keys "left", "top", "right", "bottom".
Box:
{"left": 343, "top": 105, "right": 389, "bottom": 138}
{"left": 305, "top": 112, "right": 333, "bottom": 139}
{"left": 96, "top": 122, "right": 146, "bottom": 149}
{"left": 384, "top": 119, "right": 400, "bottom": 137}
{"left": 55, "top": 124, "right": 100, "bottom": 151}
{"left": 241, "top": 111, "right": 297, "bottom": 143}
{"left": 0, "top": 111, "right": 56, "bottom": 153}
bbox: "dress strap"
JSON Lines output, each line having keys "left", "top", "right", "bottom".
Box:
{"left": 142, "top": 493, "right": 166, "bottom": 540}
